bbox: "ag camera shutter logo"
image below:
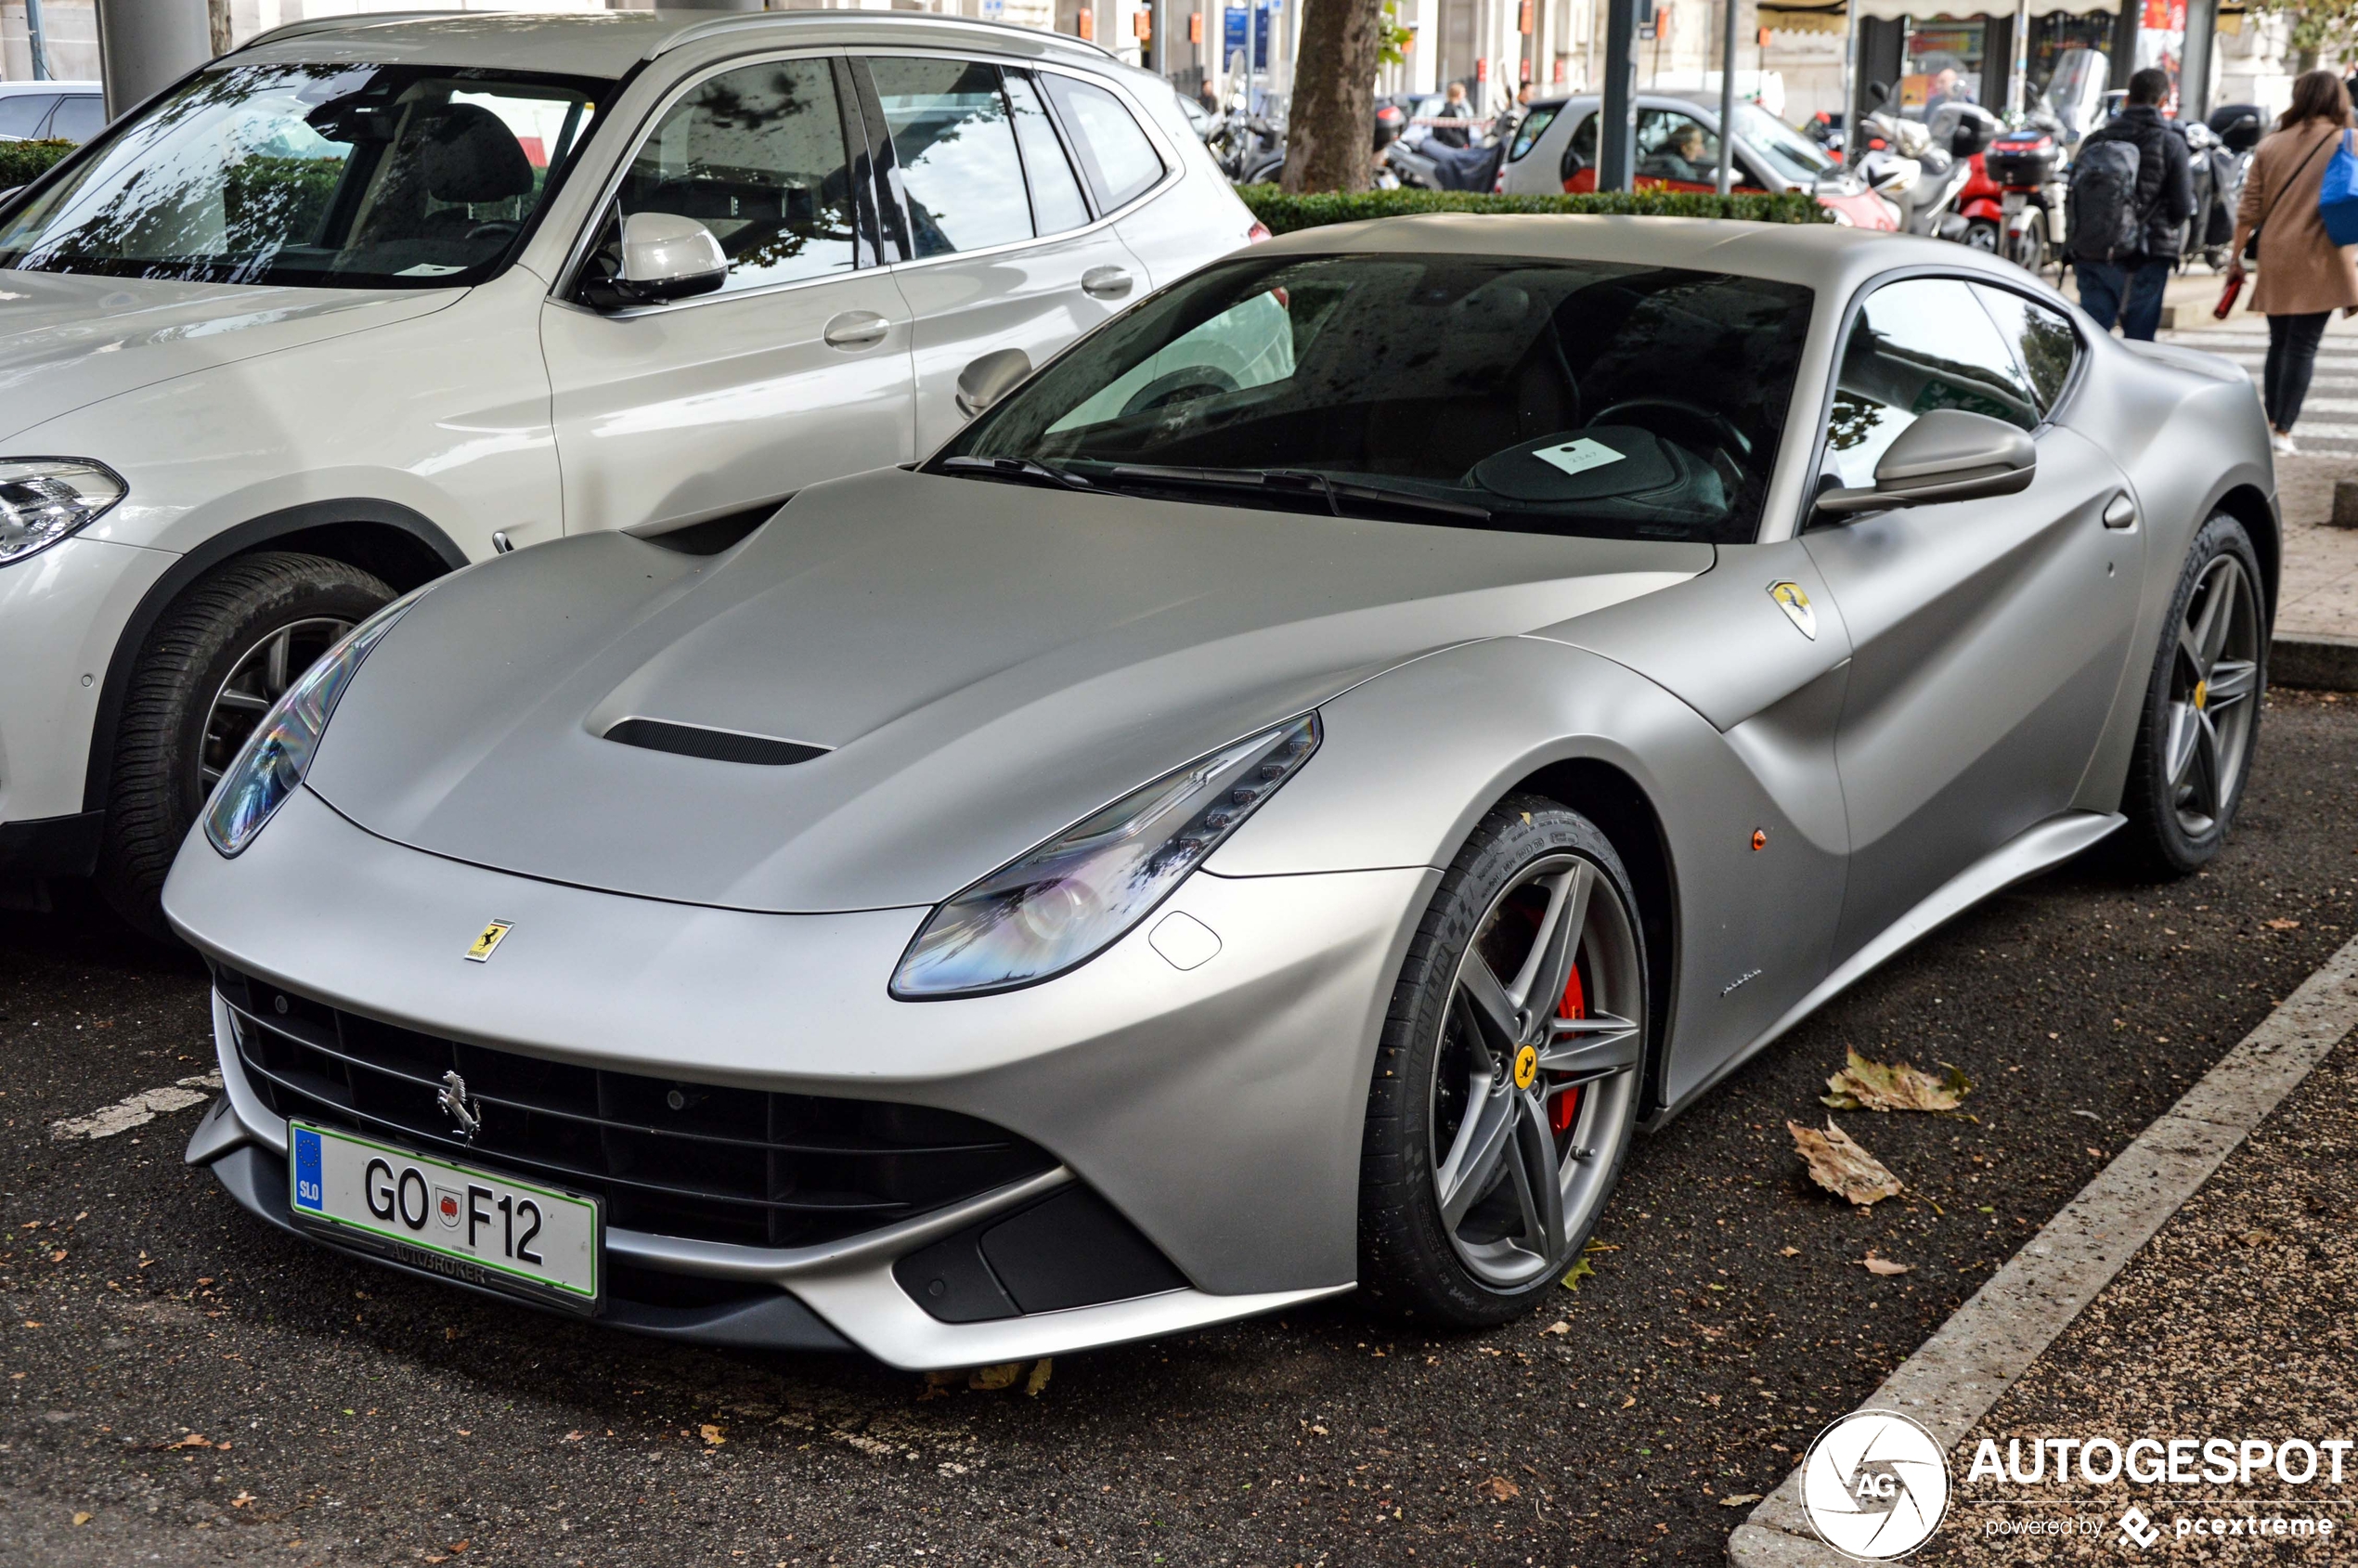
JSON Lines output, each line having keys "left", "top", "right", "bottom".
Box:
{"left": 1799, "top": 1409, "right": 1951, "bottom": 1559}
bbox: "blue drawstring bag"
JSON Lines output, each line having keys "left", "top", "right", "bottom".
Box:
{"left": 2321, "top": 129, "right": 2358, "bottom": 245}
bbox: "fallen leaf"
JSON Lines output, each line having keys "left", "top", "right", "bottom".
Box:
{"left": 699, "top": 1424, "right": 725, "bottom": 1446}
{"left": 1024, "top": 1358, "right": 1054, "bottom": 1398}
{"left": 1857, "top": 1252, "right": 1911, "bottom": 1276}
{"left": 2240, "top": 1229, "right": 2277, "bottom": 1247}
{"left": 1777, "top": 1246, "right": 1801, "bottom": 1257}
{"left": 918, "top": 1369, "right": 960, "bottom": 1402}
{"left": 562, "top": 1431, "right": 587, "bottom": 1443}
{"left": 2265, "top": 917, "right": 2301, "bottom": 930}
{"left": 162, "top": 1433, "right": 214, "bottom": 1451}
{"left": 1483, "top": 1475, "right": 1522, "bottom": 1501}
{"left": 1719, "top": 1493, "right": 1765, "bottom": 1508}
{"left": 48, "top": 1250, "right": 65, "bottom": 1263}
{"left": 967, "top": 1362, "right": 1022, "bottom": 1392}
{"left": 71, "top": 1512, "right": 92, "bottom": 1526}
{"left": 229, "top": 1492, "right": 254, "bottom": 1510}
{"left": 1788, "top": 1119, "right": 1904, "bottom": 1207}
{"left": 1820, "top": 1049, "right": 1972, "bottom": 1112}
{"left": 1560, "top": 1256, "right": 1595, "bottom": 1292}
{"left": 2086, "top": 1147, "right": 2106, "bottom": 1159}
{"left": 1539, "top": 1320, "right": 1570, "bottom": 1336}
{"left": 1619, "top": 1394, "right": 1637, "bottom": 1409}
{"left": 447, "top": 1541, "right": 470, "bottom": 1555}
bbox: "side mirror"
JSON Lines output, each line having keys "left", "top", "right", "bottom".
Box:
{"left": 955, "top": 347, "right": 1032, "bottom": 418}
{"left": 1816, "top": 409, "right": 2036, "bottom": 516}
{"left": 1866, "top": 80, "right": 1892, "bottom": 107}
{"left": 589, "top": 212, "right": 727, "bottom": 310}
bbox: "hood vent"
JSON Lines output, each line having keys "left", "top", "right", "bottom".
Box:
{"left": 603, "top": 718, "right": 826, "bottom": 767}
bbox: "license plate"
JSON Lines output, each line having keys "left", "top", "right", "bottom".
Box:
{"left": 287, "top": 1121, "right": 601, "bottom": 1312}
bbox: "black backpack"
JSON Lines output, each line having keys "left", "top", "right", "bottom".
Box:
{"left": 2066, "top": 138, "right": 2143, "bottom": 263}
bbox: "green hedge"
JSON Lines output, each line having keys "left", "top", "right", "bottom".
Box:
{"left": 0, "top": 138, "right": 71, "bottom": 190}
{"left": 1238, "top": 185, "right": 1833, "bottom": 234}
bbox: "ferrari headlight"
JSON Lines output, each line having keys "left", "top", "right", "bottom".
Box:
{"left": 891, "top": 714, "right": 1321, "bottom": 998}
{"left": 203, "top": 587, "right": 428, "bottom": 857}
{"left": 0, "top": 459, "right": 124, "bottom": 564}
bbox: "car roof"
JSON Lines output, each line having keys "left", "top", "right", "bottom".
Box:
{"left": 233, "top": 9, "right": 1121, "bottom": 81}
{"left": 0, "top": 80, "right": 98, "bottom": 94}
{"left": 1249, "top": 214, "right": 2063, "bottom": 299}
{"left": 1524, "top": 92, "right": 1744, "bottom": 119}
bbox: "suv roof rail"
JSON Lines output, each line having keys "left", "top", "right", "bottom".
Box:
{"left": 644, "top": 11, "right": 1115, "bottom": 63}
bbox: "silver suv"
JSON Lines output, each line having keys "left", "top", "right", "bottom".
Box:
{"left": 0, "top": 11, "right": 1256, "bottom": 933}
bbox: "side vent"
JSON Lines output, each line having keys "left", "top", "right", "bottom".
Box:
{"left": 603, "top": 718, "right": 825, "bottom": 767}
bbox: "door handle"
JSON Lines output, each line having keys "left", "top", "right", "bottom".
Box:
{"left": 1081, "top": 265, "right": 1134, "bottom": 301}
{"left": 2102, "top": 491, "right": 2138, "bottom": 530}
{"left": 823, "top": 310, "right": 891, "bottom": 349}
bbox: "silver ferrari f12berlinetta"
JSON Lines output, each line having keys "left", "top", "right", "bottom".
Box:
{"left": 167, "top": 216, "right": 2274, "bottom": 1369}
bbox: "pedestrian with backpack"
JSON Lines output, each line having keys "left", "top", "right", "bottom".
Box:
{"left": 2224, "top": 69, "right": 2358, "bottom": 454}
{"left": 2067, "top": 68, "right": 2194, "bottom": 341}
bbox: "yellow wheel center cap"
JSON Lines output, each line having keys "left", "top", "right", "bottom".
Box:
{"left": 2194, "top": 679, "right": 2209, "bottom": 711}
{"left": 1512, "top": 1044, "right": 1539, "bottom": 1090}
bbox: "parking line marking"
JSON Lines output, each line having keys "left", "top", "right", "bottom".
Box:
{"left": 48, "top": 1074, "right": 226, "bottom": 1141}
{"left": 1727, "top": 933, "right": 2358, "bottom": 1566}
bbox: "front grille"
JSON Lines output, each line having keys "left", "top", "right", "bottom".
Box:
{"left": 214, "top": 965, "right": 1054, "bottom": 1250}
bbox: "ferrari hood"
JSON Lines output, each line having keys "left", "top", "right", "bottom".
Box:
{"left": 304, "top": 466, "right": 1711, "bottom": 912}
{"left": 0, "top": 271, "right": 456, "bottom": 443}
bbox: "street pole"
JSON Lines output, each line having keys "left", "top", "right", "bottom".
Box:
{"left": 92, "top": 0, "right": 212, "bottom": 120}
{"left": 2180, "top": 0, "right": 2216, "bottom": 119}
{"left": 1840, "top": 0, "right": 1859, "bottom": 157}
{"left": 24, "top": 0, "right": 51, "bottom": 82}
{"left": 1598, "top": 0, "right": 1639, "bottom": 190}
{"left": 1715, "top": 0, "right": 1736, "bottom": 193}
{"left": 2008, "top": 0, "right": 2028, "bottom": 117}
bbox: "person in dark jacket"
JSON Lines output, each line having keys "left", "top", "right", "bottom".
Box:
{"left": 2073, "top": 67, "right": 2196, "bottom": 340}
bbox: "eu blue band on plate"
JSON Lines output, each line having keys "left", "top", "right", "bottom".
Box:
{"left": 292, "top": 1124, "right": 324, "bottom": 1212}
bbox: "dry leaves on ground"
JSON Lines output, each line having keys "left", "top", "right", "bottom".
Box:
{"left": 1856, "top": 1251, "right": 1911, "bottom": 1276}
{"left": 698, "top": 1423, "right": 725, "bottom": 1446}
{"left": 1788, "top": 1119, "right": 1904, "bottom": 1207}
{"left": 1560, "top": 1255, "right": 1595, "bottom": 1292}
{"left": 1483, "top": 1475, "right": 1522, "bottom": 1501}
{"left": 1820, "top": 1048, "right": 1973, "bottom": 1112}
{"left": 2265, "top": 917, "right": 2302, "bottom": 930}
{"left": 1719, "top": 1493, "right": 1765, "bottom": 1508}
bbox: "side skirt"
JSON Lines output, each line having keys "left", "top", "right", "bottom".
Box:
{"left": 1641, "top": 809, "right": 2125, "bottom": 1130}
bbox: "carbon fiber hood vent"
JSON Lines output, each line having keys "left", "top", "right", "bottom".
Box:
{"left": 603, "top": 717, "right": 825, "bottom": 767}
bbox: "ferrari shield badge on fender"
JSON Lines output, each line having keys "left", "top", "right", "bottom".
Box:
{"left": 1768, "top": 580, "right": 1817, "bottom": 641}
{"left": 464, "top": 921, "right": 512, "bottom": 963}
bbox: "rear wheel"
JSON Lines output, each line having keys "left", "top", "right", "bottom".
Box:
{"left": 2008, "top": 210, "right": 2050, "bottom": 275}
{"left": 2118, "top": 513, "right": 2264, "bottom": 877}
{"left": 1358, "top": 797, "right": 1647, "bottom": 1325}
{"left": 1964, "top": 217, "right": 2002, "bottom": 253}
{"left": 96, "top": 552, "right": 392, "bottom": 939}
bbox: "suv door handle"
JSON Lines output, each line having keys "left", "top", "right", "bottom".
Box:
{"left": 2102, "top": 491, "right": 2138, "bottom": 529}
{"left": 823, "top": 311, "right": 890, "bottom": 349}
{"left": 1081, "top": 265, "right": 1134, "bottom": 300}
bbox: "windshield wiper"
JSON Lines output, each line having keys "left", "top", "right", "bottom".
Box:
{"left": 936, "top": 455, "right": 1095, "bottom": 492}
{"left": 1092, "top": 463, "right": 1495, "bottom": 526}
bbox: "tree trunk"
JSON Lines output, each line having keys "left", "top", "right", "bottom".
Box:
{"left": 1280, "top": 0, "right": 1384, "bottom": 193}
{"left": 207, "top": 0, "right": 233, "bottom": 57}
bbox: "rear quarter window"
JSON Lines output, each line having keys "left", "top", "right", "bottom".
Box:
{"left": 1043, "top": 74, "right": 1164, "bottom": 211}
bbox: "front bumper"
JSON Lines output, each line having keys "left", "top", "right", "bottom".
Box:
{"left": 166, "top": 786, "right": 1431, "bottom": 1367}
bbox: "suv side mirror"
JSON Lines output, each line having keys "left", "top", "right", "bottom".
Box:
{"left": 1816, "top": 409, "right": 2036, "bottom": 516}
{"left": 586, "top": 212, "right": 727, "bottom": 310}
{"left": 955, "top": 347, "right": 1032, "bottom": 418}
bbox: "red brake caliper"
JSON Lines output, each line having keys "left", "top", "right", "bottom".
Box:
{"left": 1550, "top": 963, "right": 1586, "bottom": 1135}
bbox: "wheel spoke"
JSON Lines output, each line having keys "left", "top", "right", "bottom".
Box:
{"left": 264, "top": 628, "right": 292, "bottom": 693}
{"left": 1455, "top": 953, "right": 1522, "bottom": 1065}
{"left": 2190, "top": 711, "right": 2223, "bottom": 818}
{"left": 212, "top": 689, "right": 272, "bottom": 715}
{"left": 199, "top": 764, "right": 222, "bottom": 788}
{"left": 1509, "top": 862, "right": 1590, "bottom": 1024}
{"left": 2165, "top": 701, "right": 2203, "bottom": 789}
{"left": 2206, "top": 657, "right": 2258, "bottom": 709}
{"left": 2191, "top": 562, "right": 2239, "bottom": 670}
{"left": 1436, "top": 1080, "right": 1518, "bottom": 1229}
{"left": 1503, "top": 1089, "right": 1565, "bottom": 1260}
{"left": 1538, "top": 1013, "right": 1643, "bottom": 1083}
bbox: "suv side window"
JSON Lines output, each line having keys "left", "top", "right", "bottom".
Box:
{"left": 1004, "top": 71, "right": 1091, "bottom": 236}
{"left": 0, "top": 95, "right": 57, "bottom": 139}
{"left": 604, "top": 57, "right": 860, "bottom": 296}
{"left": 870, "top": 57, "right": 1032, "bottom": 258}
{"left": 1040, "top": 73, "right": 1164, "bottom": 211}
{"left": 1825, "top": 277, "right": 2042, "bottom": 488}
{"left": 45, "top": 95, "right": 104, "bottom": 144}
{"left": 1970, "top": 283, "right": 2079, "bottom": 414}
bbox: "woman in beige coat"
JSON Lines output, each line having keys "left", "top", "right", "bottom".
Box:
{"left": 2226, "top": 69, "right": 2358, "bottom": 454}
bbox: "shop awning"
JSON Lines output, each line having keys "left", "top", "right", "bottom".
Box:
{"left": 1760, "top": 0, "right": 2122, "bottom": 33}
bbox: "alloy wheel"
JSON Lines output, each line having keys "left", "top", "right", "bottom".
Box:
{"left": 2164, "top": 552, "right": 2261, "bottom": 838}
{"left": 1428, "top": 852, "right": 1644, "bottom": 1289}
{"left": 197, "top": 616, "right": 354, "bottom": 797}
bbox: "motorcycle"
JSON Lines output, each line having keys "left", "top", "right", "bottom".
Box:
{"left": 1981, "top": 123, "right": 2068, "bottom": 279}
{"left": 1854, "top": 89, "right": 1997, "bottom": 241}
{"left": 1209, "top": 109, "right": 1286, "bottom": 186}
{"left": 1380, "top": 121, "right": 1507, "bottom": 192}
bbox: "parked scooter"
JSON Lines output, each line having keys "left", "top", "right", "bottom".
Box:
{"left": 1981, "top": 123, "right": 2069, "bottom": 278}
{"left": 1854, "top": 87, "right": 1998, "bottom": 241}
{"left": 1210, "top": 109, "right": 1287, "bottom": 186}
{"left": 1381, "top": 121, "right": 1507, "bottom": 192}
{"left": 2177, "top": 117, "right": 2245, "bottom": 270}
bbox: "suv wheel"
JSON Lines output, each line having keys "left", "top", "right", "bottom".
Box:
{"left": 96, "top": 552, "right": 392, "bottom": 939}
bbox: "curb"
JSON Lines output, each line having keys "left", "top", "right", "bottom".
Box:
{"left": 2273, "top": 633, "right": 2358, "bottom": 693}
{"left": 1727, "top": 933, "right": 2358, "bottom": 1565}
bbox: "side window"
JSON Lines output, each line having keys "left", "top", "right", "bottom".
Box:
{"left": 1634, "top": 109, "right": 1720, "bottom": 187}
{"left": 1004, "top": 71, "right": 1091, "bottom": 236}
{"left": 1970, "top": 283, "right": 2079, "bottom": 413}
{"left": 1825, "top": 277, "right": 2043, "bottom": 488}
{"left": 1561, "top": 113, "right": 1597, "bottom": 183}
{"left": 1041, "top": 73, "right": 1164, "bottom": 211}
{"left": 46, "top": 96, "right": 106, "bottom": 145}
{"left": 0, "top": 95, "right": 57, "bottom": 139}
{"left": 871, "top": 57, "right": 1031, "bottom": 258}
{"left": 608, "top": 58, "right": 858, "bottom": 295}
{"left": 1507, "top": 103, "right": 1559, "bottom": 162}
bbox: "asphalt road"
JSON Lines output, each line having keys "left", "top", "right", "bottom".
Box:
{"left": 3, "top": 691, "right": 2355, "bottom": 1568}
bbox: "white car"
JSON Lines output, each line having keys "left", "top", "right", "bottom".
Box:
{"left": 0, "top": 11, "right": 1255, "bottom": 933}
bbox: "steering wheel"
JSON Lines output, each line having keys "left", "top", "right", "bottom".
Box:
{"left": 1587, "top": 397, "right": 1752, "bottom": 461}
{"left": 1120, "top": 365, "right": 1240, "bottom": 417}
{"left": 464, "top": 220, "right": 520, "bottom": 247}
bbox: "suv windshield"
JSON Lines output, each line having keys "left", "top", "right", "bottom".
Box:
{"left": 935, "top": 253, "right": 1814, "bottom": 544}
{"left": 1734, "top": 103, "right": 1836, "bottom": 184}
{"left": 0, "top": 61, "right": 604, "bottom": 288}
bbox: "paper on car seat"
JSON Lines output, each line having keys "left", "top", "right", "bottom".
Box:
{"left": 1529, "top": 437, "right": 1626, "bottom": 478}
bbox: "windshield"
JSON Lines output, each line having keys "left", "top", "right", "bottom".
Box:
{"left": 935, "top": 253, "right": 1814, "bottom": 545}
{"left": 0, "top": 61, "right": 604, "bottom": 288}
{"left": 1734, "top": 102, "right": 1837, "bottom": 184}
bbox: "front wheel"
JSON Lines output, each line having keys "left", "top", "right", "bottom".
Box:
{"left": 2118, "top": 512, "right": 2265, "bottom": 876}
{"left": 1358, "top": 797, "right": 1648, "bottom": 1326}
{"left": 1964, "top": 217, "right": 2002, "bottom": 253}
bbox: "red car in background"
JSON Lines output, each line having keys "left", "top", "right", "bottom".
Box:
{"left": 1498, "top": 90, "right": 1899, "bottom": 229}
